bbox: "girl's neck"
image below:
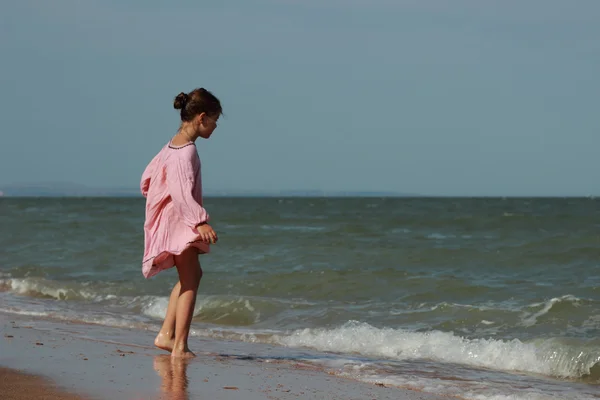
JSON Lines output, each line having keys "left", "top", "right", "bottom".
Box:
{"left": 176, "top": 124, "right": 198, "bottom": 143}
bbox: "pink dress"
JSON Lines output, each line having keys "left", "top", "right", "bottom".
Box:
{"left": 140, "top": 141, "right": 210, "bottom": 278}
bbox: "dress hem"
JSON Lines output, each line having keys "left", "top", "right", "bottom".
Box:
{"left": 142, "top": 239, "right": 209, "bottom": 279}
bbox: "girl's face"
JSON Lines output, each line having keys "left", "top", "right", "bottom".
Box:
{"left": 194, "top": 112, "right": 219, "bottom": 139}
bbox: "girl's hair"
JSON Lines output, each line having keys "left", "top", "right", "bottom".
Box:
{"left": 173, "top": 88, "right": 223, "bottom": 122}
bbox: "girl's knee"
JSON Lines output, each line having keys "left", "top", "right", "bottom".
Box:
{"left": 179, "top": 271, "right": 201, "bottom": 290}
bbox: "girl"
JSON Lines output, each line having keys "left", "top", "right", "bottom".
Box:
{"left": 140, "top": 87, "right": 222, "bottom": 358}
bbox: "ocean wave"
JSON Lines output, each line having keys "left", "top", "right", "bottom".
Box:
{"left": 273, "top": 321, "right": 600, "bottom": 380}
{"left": 141, "top": 294, "right": 266, "bottom": 326}
{"left": 3, "top": 304, "right": 595, "bottom": 400}
{"left": 0, "top": 306, "right": 153, "bottom": 331}
{"left": 3, "top": 277, "right": 597, "bottom": 334}
{"left": 260, "top": 225, "right": 327, "bottom": 232}
{"left": 520, "top": 295, "right": 584, "bottom": 327}
{"left": 2, "top": 292, "right": 599, "bottom": 384}
{"left": 0, "top": 278, "right": 117, "bottom": 302}
{"left": 0, "top": 278, "right": 272, "bottom": 326}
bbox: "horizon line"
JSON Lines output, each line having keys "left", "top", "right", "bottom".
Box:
{"left": 0, "top": 194, "right": 597, "bottom": 199}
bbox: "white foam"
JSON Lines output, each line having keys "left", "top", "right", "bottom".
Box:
{"left": 299, "top": 359, "right": 585, "bottom": 400}
{"left": 426, "top": 232, "right": 452, "bottom": 239}
{"left": 140, "top": 295, "right": 262, "bottom": 324}
{"left": 273, "top": 321, "right": 600, "bottom": 379}
{"left": 2, "top": 278, "right": 72, "bottom": 300}
{"left": 0, "top": 306, "right": 150, "bottom": 331}
{"left": 0, "top": 278, "right": 116, "bottom": 302}
{"left": 390, "top": 227, "right": 411, "bottom": 234}
{"left": 260, "top": 225, "right": 327, "bottom": 232}
{"left": 466, "top": 395, "right": 560, "bottom": 400}
{"left": 0, "top": 308, "right": 50, "bottom": 317}
{"left": 140, "top": 295, "right": 170, "bottom": 319}
{"left": 521, "top": 295, "right": 581, "bottom": 327}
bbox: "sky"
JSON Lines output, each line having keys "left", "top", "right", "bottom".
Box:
{"left": 1, "top": 0, "right": 599, "bottom": 196}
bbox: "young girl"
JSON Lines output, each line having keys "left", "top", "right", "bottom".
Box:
{"left": 140, "top": 88, "right": 222, "bottom": 358}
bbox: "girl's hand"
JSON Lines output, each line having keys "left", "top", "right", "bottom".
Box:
{"left": 196, "top": 223, "right": 218, "bottom": 244}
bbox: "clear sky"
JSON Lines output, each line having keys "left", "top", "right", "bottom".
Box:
{"left": 1, "top": 0, "right": 599, "bottom": 196}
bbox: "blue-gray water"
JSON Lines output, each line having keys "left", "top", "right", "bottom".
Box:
{"left": 1, "top": 197, "right": 599, "bottom": 399}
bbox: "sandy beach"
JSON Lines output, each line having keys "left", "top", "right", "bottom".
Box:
{"left": 0, "top": 313, "right": 451, "bottom": 400}
{"left": 0, "top": 367, "right": 89, "bottom": 400}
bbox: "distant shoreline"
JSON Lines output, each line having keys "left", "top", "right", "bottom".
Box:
{"left": 0, "top": 184, "right": 416, "bottom": 198}
{"left": 0, "top": 184, "right": 596, "bottom": 198}
{"left": 0, "top": 194, "right": 596, "bottom": 199}
{"left": 0, "top": 194, "right": 421, "bottom": 198}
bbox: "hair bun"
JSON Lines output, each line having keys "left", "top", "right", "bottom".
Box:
{"left": 173, "top": 92, "right": 189, "bottom": 110}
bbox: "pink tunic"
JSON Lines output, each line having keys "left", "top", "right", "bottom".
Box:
{"left": 140, "top": 141, "right": 210, "bottom": 278}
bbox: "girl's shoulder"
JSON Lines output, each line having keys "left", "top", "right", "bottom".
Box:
{"left": 167, "top": 139, "right": 196, "bottom": 151}
{"left": 165, "top": 141, "right": 199, "bottom": 163}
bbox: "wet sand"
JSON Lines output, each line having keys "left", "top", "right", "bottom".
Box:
{"left": 0, "top": 312, "right": 452, "bottom": 399}
{"left": 0, "top": 367, "right": 87, "bottom": 400}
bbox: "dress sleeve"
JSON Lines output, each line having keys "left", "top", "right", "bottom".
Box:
{"left": 165, "top": 153, "right": 209, "bottom": 229}
{"left": 140, "top": 159, "right": 154, "bottom": 198}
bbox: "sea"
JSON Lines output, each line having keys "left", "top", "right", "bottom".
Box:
{"left": 0, "top": 197, "right": 598, "bottom": 399}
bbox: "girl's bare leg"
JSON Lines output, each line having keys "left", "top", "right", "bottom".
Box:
{"left": 154, "top": 281, "right": 181, "bottom": 352}
{"left": 171, "top": 248, "right": 203, "bottom": 358}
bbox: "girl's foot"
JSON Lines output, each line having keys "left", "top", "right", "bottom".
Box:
{"left": 171, "top": 343, "right": 196, "bottom": 359}
{"left": 154, "top": 332, "right": 175, "bottom": 353}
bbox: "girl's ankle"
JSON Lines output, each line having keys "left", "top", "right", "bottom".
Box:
{"left": 172, "top": 340, "right": 188, "bottom": 351}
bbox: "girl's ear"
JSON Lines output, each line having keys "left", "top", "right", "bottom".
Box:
{"left": 196, "top": 112, "right": 207, "bottom": 125}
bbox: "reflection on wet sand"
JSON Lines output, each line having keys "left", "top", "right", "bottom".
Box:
{"left": 153, "top": 355, "right": 190, "bottom": 400}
